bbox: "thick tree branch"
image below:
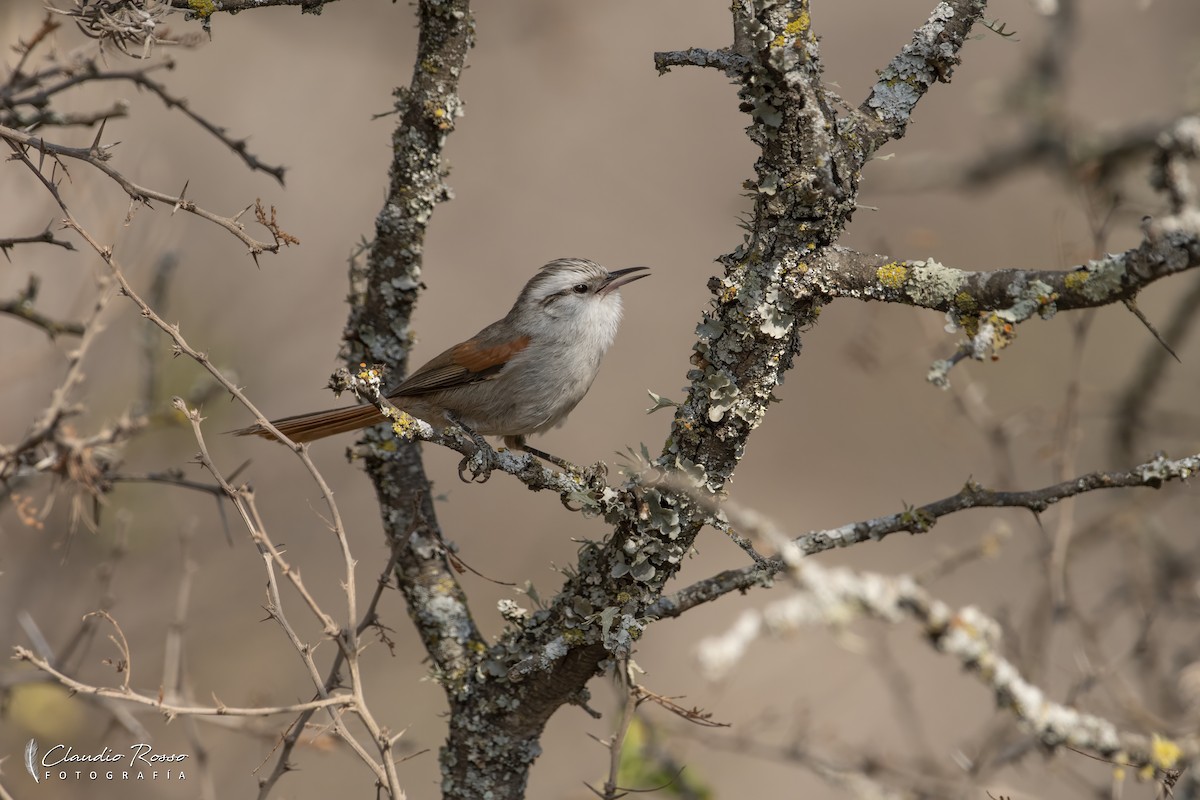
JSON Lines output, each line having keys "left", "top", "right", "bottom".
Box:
{"left": 350, "top": 0, "right": 479, "bottom": 675}
{"left": 413, "top": 6, "right": 995, "bottom": 799}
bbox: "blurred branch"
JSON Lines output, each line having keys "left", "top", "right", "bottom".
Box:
{"left": 12, "top": 647, "right": 357, "bottom": 717}
{"left": 689, "top": 495, "right": 1197, "bottom": 781}
{"left": 649, "top": 449, "right": 1200, "bottom": 620}
{"left": 0, "top": 275, "right": 85, "bottom": 338}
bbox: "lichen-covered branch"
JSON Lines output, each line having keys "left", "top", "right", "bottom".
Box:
{"left": 851, "top": 0, "right": 989, "bottom": 153}
{"left": 653, "top": 47, "right": 749, "bottom": 76}
{"left": 168, "top": 0, "right": 337, "bottom": 15}
{"left": 802, "top": 210, "right": 1200, "bottom": 383}
{"left": 401, "top": 4, "right": 993, "bottom": 798}
{"left": 332, "top": 1, "right": 494, "bottom": 796}
{"left": 811, "top": 229, "right": 1200, "bottom": 318}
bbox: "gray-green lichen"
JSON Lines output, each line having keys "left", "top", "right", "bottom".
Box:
{"left": 1064, "top": 255, "right": 1127, "bottom": 302}
{"left": 904, "top": 258, "right": 966, "bottom": 307}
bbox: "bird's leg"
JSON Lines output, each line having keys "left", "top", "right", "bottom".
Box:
{"left": 504, "top": 436, "right": 607, "bottom": 486}
{"left": 503, "top": 435, "right": 575, "bottom": 471}
{"left": 446, "top": 413, "right": 497, "bottom": 483}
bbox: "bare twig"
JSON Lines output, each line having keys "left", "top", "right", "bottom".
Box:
{"left": 13, "top": 646, "right": 356, "bottom": 718}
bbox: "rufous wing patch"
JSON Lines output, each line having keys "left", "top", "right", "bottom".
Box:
{"left": 393, "top": 335, "right": 530, "bottom": 396}
{"left": 453, "top": 335, "right": 531, "bottom": 373}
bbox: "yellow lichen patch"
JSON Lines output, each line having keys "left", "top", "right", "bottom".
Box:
{"left": 771, "top": 12, "right": 811, "bottom": 47}
{"left": 960, "top": 313, "right": 980, "bottom": 338}
{"left": 1151, "top": 734, "right": 1182, "bottom": 770}
{"left": 720, "top": 283, "right": 739, "bottom": 303}
{"left": 1064, "top": 270, "right": 1090, "bottom": 291}
{"left": 785, "top": 12, "right": 810, "bottom": 36}
{"left": 953, "top": 290, "right": 978, "bottom": 315}
{"left": 876, "top": 262, "right": 909, "bottom": 290}
{"left": 188, "top": 0, "right": 215, "bottom": 17}
{"left": 391, "top": 410, "right": 419, "bottom": 438}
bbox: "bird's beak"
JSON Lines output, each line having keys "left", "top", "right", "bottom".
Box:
{"left": 600, "top": 266, "right": 650, "bottom": 294}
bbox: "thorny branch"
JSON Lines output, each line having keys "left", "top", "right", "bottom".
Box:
{"left": 0, "top": 123, "right": 291, "bottom": 257}
{"left": 2, "top": 13, "right": 283, "bottom": 179}
{"left": 7, "top": 124, "right": 406, "bottom": 789}
{"left": 2, "top": 17, "right": 407, "bottom": 796}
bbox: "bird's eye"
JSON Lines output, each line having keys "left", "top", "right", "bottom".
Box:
{"left": 572, "top": 283, "right": 589, "bottom": 294}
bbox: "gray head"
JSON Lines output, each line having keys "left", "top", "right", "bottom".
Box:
{"left": 509, "top": 258, "right": 649, "bottom": 326}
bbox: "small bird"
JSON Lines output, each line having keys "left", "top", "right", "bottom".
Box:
{"left": 235, "top": 258, "right": 648, "bottom": 467}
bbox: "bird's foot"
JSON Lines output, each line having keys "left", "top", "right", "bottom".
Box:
{"left": 457, "top": 447, "right": 496, "bottom": 483}
{"left": 448, "top": 413, "right": 498, "bottom": 483}
{"left": 582, "top": 460, "right": 609, "bottom": 489}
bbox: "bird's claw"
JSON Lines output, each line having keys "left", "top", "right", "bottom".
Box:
{"left": 457, "top": 447, "right": 496, "bottom": 483}
{"left": 583, "top": 461, "right": 608, "bottom": 489}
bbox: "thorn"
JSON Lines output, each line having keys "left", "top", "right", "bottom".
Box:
{"left": 1124, "top": 297, "right": 1180, "bottom": 363}
{"left": 173, "top": 180, "right": 189, "bottom": 215}
{"left": 91, "top": 117, "right": 108, "bottom": 154}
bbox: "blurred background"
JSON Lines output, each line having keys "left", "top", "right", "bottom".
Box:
{"left": 2, "top": 1, "right": 1199, "bottom": 797}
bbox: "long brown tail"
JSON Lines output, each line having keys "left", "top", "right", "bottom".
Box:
{"left": 233, "top": 404, "right": 386, "bottom": 444}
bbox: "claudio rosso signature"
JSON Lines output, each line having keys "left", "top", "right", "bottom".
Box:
{"left": 25, "top": 740, "right": 188, "bottom": 783}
